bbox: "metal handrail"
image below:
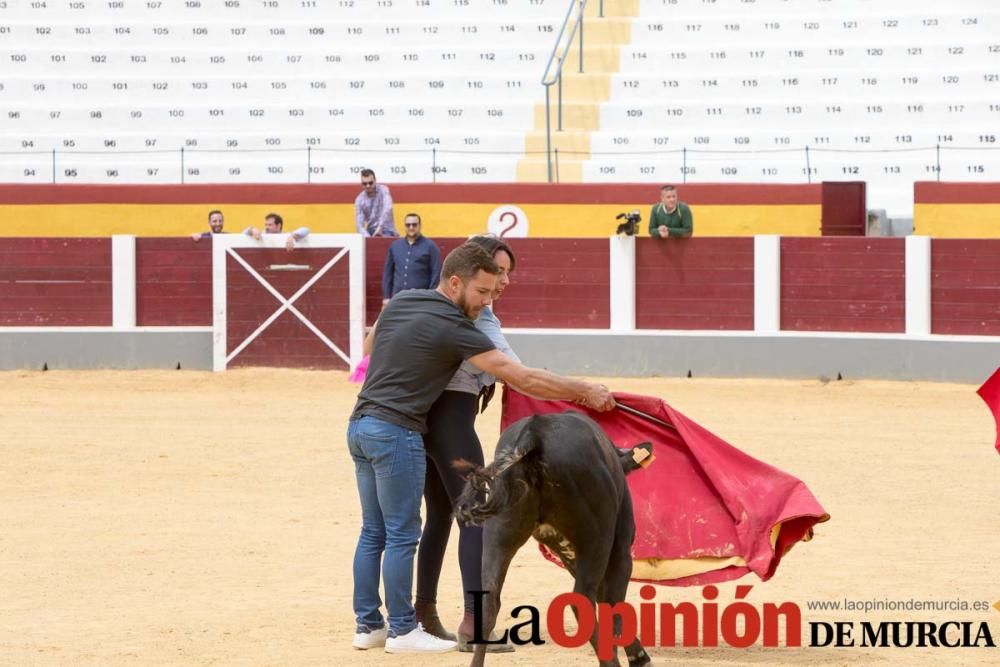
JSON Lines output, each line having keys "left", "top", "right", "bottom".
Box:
{"left": 541, "top": 0, "right": 589, "bottom": 183}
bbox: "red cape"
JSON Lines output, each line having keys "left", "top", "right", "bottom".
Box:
{"left": 976, "top": 366, "right": 1000, "bottom": 455}
{"left": 502, "top": 389, "right": 830, "bottom": 586}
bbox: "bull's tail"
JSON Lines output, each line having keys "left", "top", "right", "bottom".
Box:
{"left": 453, "top": 421, "right": 540, "bottom": 526}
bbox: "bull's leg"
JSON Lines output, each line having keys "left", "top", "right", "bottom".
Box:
{"left": 469, "top": 516, "right": 535, "bottom": 667}
{"left": 602, "top": 493, "right": 650, "bottom": 666}
{"left": 566, "top": 537, "right": 621, "bottom": 667}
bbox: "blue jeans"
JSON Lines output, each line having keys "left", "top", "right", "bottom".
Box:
{"left": 348, "top": 415, "right": 425, "bottom": 635}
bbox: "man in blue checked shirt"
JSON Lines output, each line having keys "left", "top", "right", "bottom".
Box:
{"left": 381, "top": 213, "right": 442, "bottom": 306}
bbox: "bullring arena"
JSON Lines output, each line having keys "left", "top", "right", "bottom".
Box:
{"left": 4, "top": 0, "right": 1000, "bottom": 665}
{"left": 2, "top": 369, "right": 997, "bottom": 666}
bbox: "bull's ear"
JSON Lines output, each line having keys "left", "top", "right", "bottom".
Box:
{"left": 618, "top": 441, "right": 654, "bottom": 473}
{"left": 631, "top": 442, "right": 655, "bottom": 469}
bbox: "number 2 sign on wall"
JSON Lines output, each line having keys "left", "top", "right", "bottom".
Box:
{"left": 487, "top": 205, "right": 529, "bottom": 238}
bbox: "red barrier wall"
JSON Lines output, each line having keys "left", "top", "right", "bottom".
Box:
{"left": 931, "top": 239, "right": 1000, "bottom": 335}
{"left": 7, "top": 235, "right": 1000, "bottom": 340}
{"left": 226, "top": 248, "right": 350, "bottom": 369}
{"left": 780, "top": 238, "right": 905, "bottom": 333}
{"left": 0, "top": 238, "right": 112, "bottom": 325}
{"left": 367, "top": 237, "right": 610, "bottom": 329}
{"left": 635, "top": 238, "right": 754, "bottom": 330}
{"left": 496, "top": 238, "right": 610, "bottom": 328}
{"left": 914, "top": 182, "right": 1000, "bottom": 204}
{"left": 136, "top": 239, "right": 212, "bottom": 326}
{"left": 364, "top": 238, "right": 391, "bottom": 326}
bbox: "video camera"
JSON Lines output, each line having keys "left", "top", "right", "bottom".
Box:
{"left": 615, "top": 210, "right": 642, "bottom": 236}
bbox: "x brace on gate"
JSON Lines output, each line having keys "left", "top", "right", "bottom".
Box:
{"left": 225, "top": 246, "right": 351, "bottom": 366}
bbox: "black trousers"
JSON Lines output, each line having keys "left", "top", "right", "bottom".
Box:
{"left": 416, "top": 390, "right": 483, "bottom": 613}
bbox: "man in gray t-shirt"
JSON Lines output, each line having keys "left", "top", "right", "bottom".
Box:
{"left": 348, "top": 242, "right": 614, "bottom": 654}
{"left": 351, "top": 288, "right": 495, "bottom": 434}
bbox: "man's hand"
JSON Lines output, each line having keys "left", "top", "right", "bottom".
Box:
{"left": 658, "top": 226, "right": 670, "bottom": 239}
{"left": 191, "top": 233, "right": 202, "bottom": 242}
{"left": 580, "top": 383, "right": 615, "bottom": 412}
{"left": 381, "top": 298, "right": 390, "bottom": 307}
{"left": 250, "top": 228, "right": 263, "bottom": 241}
{"left": 285, "top": 235, "right": 296, "bottom": 251}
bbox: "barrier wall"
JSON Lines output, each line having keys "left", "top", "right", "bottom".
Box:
{"left": 931, "top": 239, "right": 1000, "bottom": 336}
{"left": 2, "top": 234, "right": 999, "bottom": 379}
{"left": 0, "top": 183, "right": 822, "bottom": 238}
{"left": 914, "top": 182, "right": 1000, "bottom": 238}
{"left": 225, "top": 247, "right": 352, "bottom": 369}
{"left": 780, "top": 238, "right": 905, "bottom": 333}
{"left": 0, "top": 238, "right": 112, "bottom": 326}
{"left": 2, "top": 234, "right": 998, "bottom": 336}
{"left": 135, "top": 238, "right": 211, "bottom": 326}
{"left": 635, "top": 238, "right": 754, "bottom": 330}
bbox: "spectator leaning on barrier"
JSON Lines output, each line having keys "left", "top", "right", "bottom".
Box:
{"left": 649, "top": 184, "right": 693, "bottom": 239}
{"left": 191, "top": 209, "right": 225, "bottom": 241}
{"left": 355, "top": 169, "right": 399, "bottom": 237}
{"left": 243, "top": 212, "right": 310, "bottom": 251}
{"left": 382, "top": 213, "right": 442, "bottom": 307}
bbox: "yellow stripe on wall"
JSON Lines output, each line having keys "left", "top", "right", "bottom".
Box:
{"left": 3, "top": 203, "right": 821, "bottom": 237}
{"left": 1, "top": 204, "right": 359, "bottom": 237}
{"left": 914, "top": 204, "right": 1000, "bottom": 237}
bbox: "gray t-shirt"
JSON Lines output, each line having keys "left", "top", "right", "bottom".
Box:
{"left": 445, "top": 306, "right": 521, "bottom": 395}
{"left": 350, "top": 289, "right": 496, "bottom": 433}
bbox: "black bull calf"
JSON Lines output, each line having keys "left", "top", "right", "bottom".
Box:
{"left": 454, "top": 411, "right": 654, "bottom": 667}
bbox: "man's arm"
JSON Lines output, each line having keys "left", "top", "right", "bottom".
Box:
{"left": 380, "top": 187, "right": 394, "bottom": 233}
{"left": 648, "top": 205, "right": 660, "bottom": 238}
{"left": 363, "top": 321, "right": 376, "bottom": 356}
{"left": 381, "top": 246, "right": 395, "bottom": 301}
{"left": 672, "top": 205, "right": 693, "bottom": 238}
{"left": 355, "top": 201, "right": 370, "bottom": 236}
{"left": 283, "top": 227, "right": 310, "bottom": 250}
{"left": 428, "top": 242, "right": 442, "bottom": 289}
{"left": 467, "top": 349, "right": 615, "bottom": 411}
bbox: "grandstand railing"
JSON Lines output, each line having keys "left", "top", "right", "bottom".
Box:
{"left": 4, "top": 144, "right": 998, "bottom": 185}
{"left": 541, "top": 0, "right": 590, "bottom": 183}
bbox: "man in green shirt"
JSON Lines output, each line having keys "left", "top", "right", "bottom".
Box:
{"left": 648, "top": 184, "right": 693, "bottom": 239}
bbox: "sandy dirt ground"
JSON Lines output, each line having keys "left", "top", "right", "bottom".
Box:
{"left": 1, "top": 369, "right": 998, "bottom": 667}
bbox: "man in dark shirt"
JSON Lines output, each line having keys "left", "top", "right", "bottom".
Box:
{"left": 381, "top": 213, "right": 442, "bottom": 306}
{"left": 349, "top": 242, "right": 614, "bottom": 654}
{"left": 191, "top": 209, "right": 225, "bottom": 241}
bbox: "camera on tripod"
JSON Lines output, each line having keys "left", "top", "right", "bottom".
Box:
{"left": 615, "top": 210, "right": 642, "bottom": 236}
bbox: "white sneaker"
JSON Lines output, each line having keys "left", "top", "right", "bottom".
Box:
{"left": 352, "top": 625, "right": 387, "bottom": 649}
{"left": 385, "top": 623, "right": 458, "bottom": 654}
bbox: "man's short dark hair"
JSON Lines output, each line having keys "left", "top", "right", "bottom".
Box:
{"left": 661, "top": 184, "right": 677, "bottom": 192}
{"left": 468, "top": 235, "right": 516, "bottom": 272}
{"left": 404, "top": 212, "right": 421, "bottom": 224}
{"left": 208, "top": 209, "right": 223, "bottom": 220}
{"left": 442, "top": 242, "right": 500, "bottom": 283}
{"left": 360, "top": 168, "right": 375, "bottom": 179}
{"left": 265, "top": 212, "right": 283, "bottom": 230}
